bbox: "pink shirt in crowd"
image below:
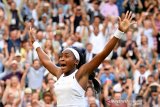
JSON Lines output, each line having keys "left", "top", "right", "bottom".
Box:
{"left": 100, "top": 2, "right": 119, "bottom": 18}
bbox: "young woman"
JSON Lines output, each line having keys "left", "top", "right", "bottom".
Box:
{"left": 29, "top": 11, "right": 133, "bottom": 107}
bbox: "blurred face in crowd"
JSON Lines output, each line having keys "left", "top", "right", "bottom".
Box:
{"left": 31, "top": 92, "right": 39, "bottom": 101}
{"left": 36, "top": 31, "right": 43, "bottom": 41}
{"left": 11, "top": 76, "right": 19, "bottom": 87}
{"left": 45, "top": 39, "right": 52, "bottom": 49}
{"left": 42, "top": 16, "right": 47, "bottom": 23}
{"left": 47, "top": 32, "right": 54, "bottom": 40}
{"left": 151, "top": 91, "right": 159, "bottom": 99}
{"left": 10, "top": 30, "right": 18, "bottom": 41}
{"left": 139, "top": 66, "right": 146, "bottom": 74}
{"left": 113, "top": 92, "right": 121, "bottom": 100}
{"left": 11, "top": 60, "right": 18, "bottom": 71}
{"left": 48, "top": 79, "right": 55, "bottom": 88}
{"left": 15, "top": 55, "right": 21, "bottom": 62}
{"left": 29, "top": 2, "right": 35, "bottom": 10}
{"left": 88, "top": 97, "right": 97, "bottom": 107}
{"left": 104, "top": 64, "right": 111, "bottom": 75}
{"left": 0, "top": 9, "right": 4, "bottom": 21}
{"left": 58, "top": 7, "right": 63, "bottom": 15}
{"left": 46, "top": 25, "right": 53, "bottom": 33}
{"left": 93, "top": 17, "right": 100, "bottom": 26}
{"left": 126, "top": 30, "right": 133, "bottom": 41}
{"left": 10, "top": 2, "right": 16, "bottom": 10}
{"left": 93, "top": 27, "right": 99, "bottom": 35}
{"left": 143, "top": 19, "right": 151, "bottom": 29}
{"left": 86, "top": 43, "right": 93, "bottom": 53}
{"left": 25, "top": 92, "right": 32, "bottom": 102}
{"left": 141, "top": 35, "right": 148, "bottom": 45}
{"left": 46, "top": 74, "right": 55, "bottom": 88}
{"left": 76, "top": 6, "right": 82, "bottom": 15}
{"left": 93, "top": 1, "right": 99, "bottom": 11}
{"left": 147, "top": 76, "right": 154, "bottom": 84}
{"left": 43, "top": 3, "right": 49, "bottom": 13}
{"left": 43, "top": 93, "right": 52, "bottom": 104}
{"left": 86, "top": 87, "right": 94, "bottom": 97}
{"left": 33, "top": 60, "right": 40, "bottom": 70}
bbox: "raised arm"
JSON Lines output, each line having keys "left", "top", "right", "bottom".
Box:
{"left": 78, "top": 11, "right": 134, "bottom": 77}
{"left": 29, "top": 28, "right": 61, "bottom": 78}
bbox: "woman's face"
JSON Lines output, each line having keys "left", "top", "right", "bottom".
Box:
{"left": 44, "top": 95, "right": 52, "bottom": 104}
{"left": 11, "top": 2, "right": 16, "bottom": 10}
{"left": 11, "top": 76, "right": 19, "bottom": 87}
{"left": 86, "top": 87, "right": 94, "bottom": 97}
{"left": 59, "top": 50, "right": 77, "bottom": 73}
{"left": 141, "top": 36, "right": 148, "bottom": 45}
{"left": 45, "top": 40, "right": 52, "bottom": 48}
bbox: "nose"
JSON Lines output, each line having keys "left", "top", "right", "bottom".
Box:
{"left": 59, "top": 56, "right": 64, "bottom": 62}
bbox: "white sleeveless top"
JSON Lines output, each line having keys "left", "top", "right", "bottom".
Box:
{"left": 54, "top": 70, "right": 85, "bottom": 107}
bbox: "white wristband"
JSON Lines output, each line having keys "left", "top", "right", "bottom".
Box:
{"left": 33, "top": 41, "right": 41, "bottom": 50}
{"left": 113, "top": 29, "right": 124, "bottom": 39}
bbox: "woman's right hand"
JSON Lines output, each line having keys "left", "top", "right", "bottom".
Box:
{"left": 29, "top": 27, "right": 36, "bottom": 44}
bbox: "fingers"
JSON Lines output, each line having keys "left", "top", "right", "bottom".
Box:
{"left": 125, "top": 11, "right": 133, "bottom": 21}
{"left": 128, "top": 11, "right": 132, "bottom": 21}
{"left": 118, "top": 16, "right": 121, "bottom": 25}
{"left": 124, "top": 11, "right": 129, "bottom": 19}
{"left": 130, "top": 21, "right": 137, "bottom": 26}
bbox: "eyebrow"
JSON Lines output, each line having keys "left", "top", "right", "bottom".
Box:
{"left": 62, "top": 52, "right": 70, "bottom": 55}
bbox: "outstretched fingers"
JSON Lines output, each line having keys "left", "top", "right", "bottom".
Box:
{"left": 124, "top": 11, "right": 133, "bottom": 21}
{"left": 118, "top": 16, "right": 122, "bottom": 25}
{"left": 130, "top": 21, "right": 137, "bottom": 27}
{"left": 124, "top": 11, "right": 129, "bottom": 19}
{"left": 128, "top": 11, "right": 132, "bottom": 21}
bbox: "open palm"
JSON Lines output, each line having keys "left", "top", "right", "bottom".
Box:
{"left": 118, "top": 11, "right": 133, "bottom": 33}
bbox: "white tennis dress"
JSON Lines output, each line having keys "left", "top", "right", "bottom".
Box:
{"left": 54, "top": 70, "right": 85, "bottom": 107}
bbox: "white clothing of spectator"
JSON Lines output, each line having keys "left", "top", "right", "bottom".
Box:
{"left": 89, "top": 24, "right": 107, "bottom": 54}
{"left": 133, "top": 65, "right": 151, "bottom": 94}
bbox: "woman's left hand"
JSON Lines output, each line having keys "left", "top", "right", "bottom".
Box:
{"left": 118, "top": 11, "right": 135, "bottom": 33}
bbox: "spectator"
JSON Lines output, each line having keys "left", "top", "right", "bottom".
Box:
{"left": 26, "top": 59, "right": 45, "bottom": 90}
{"left": 98, "top": 63, "right": 116, "bottom": 85}
{"left": 100, "top": 0, "right": 119, "bottom": 18}
{"left": 85, "top": 86, "right": 100, "bottom": 107}
{"left": 2, "top": 75, "right": 22, "bottom": 106}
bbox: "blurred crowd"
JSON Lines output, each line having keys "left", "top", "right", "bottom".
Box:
{"left": 0, "top": 0, "right": 160, "bottom": 107}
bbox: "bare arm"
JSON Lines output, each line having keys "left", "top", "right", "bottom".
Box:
{"left": 29, "top": 28, "right": 61, "bottom": 78}
{"left": 137, "top": 0, "right": 143, "bottom": 9}
{"left": 77, "top": 11, "right": 133, "bottom": 77}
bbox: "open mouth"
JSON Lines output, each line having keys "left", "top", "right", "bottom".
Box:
{"left": 60, "top": 64, "right": 67, "bottom": 69}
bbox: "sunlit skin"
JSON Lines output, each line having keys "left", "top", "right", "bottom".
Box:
{"left": 10, "top": 76, "right": 19, "bottom": 88}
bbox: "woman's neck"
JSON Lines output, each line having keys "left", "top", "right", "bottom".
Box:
{"left": 64, "top": 67, "right": 77, "bottom": 76}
